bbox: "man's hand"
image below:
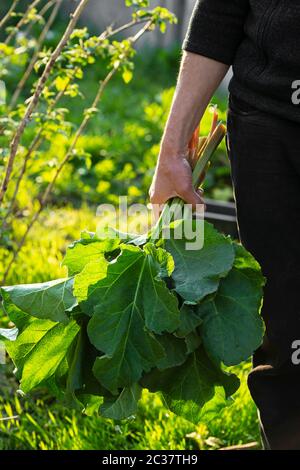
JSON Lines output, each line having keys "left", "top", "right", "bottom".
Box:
{"left": 149, "top": 151, "right": 204, "bottom": 220}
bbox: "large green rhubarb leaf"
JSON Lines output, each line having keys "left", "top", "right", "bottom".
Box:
{"left": 1, "top": 278, "right": 77, "bottom": 323}
{"left": 1, "top": 290, "right": 31, "bottom": 331}
{"left": 165, "top": 221, "right": 235, "bottom": 303}
{"left": 176, "top": 304, "right": 203, "bottom": 338}
{"left": 88, "top": 244, "right": 180, "bottom": 392}
{"left": 62, "top": 327, "right": 110, "bottom": 410}
{"left": 233, "top": 242, "right": 265, "bottom": 285}
{"left": 73, "top": 258, "right": 108, "bottom": 304}
{"left": 155, "top": 334, "right": 190, "bottom": 370}
{"left": 62, "top": 235, "right": 119, "bottom": 276}
{"left": 5, "top": 319, "right": 80, "bottom": 392}
{"left": 197, "top": 247, "right": 265, "bottom": 366}
{"left": 100, "top": 383, "right": 142, "bottom": 420}
{"left": 141, "top": 346, "right": 239, "bottom": 424}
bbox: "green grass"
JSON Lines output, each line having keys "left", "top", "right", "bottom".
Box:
{"left": 0, "top": 363, "right": 260, "bottom": 451}
{"left": 0, "top": 206, "right": 96, "bottom": 284}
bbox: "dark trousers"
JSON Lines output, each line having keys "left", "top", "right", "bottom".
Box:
{"left": 227, "top": 94, "right": 300, "bottom": 450}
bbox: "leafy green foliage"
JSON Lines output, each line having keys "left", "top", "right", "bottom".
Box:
{"left": 88, "top": 244, "right": 180, "bottom": 392}
{"left": 100, "top": 383, "right": 142, "bottom": 420}
{"left": 1, "top": 220, "right": 265, "bottom": 423}
{"left": 2, "top": 278, "right": 77, "bottom": 323}
{"left": 5, "top": 318, "right": 80, "bottom": 393}
{"left": 197, "top": 267, "right": 264, "bottom": 366}
{"left": 165, "top": 221, "right": 234, "bottom": 303}
{"left": 62, "top": 237, "right": 119, "bottom": 276}
{"left": 141, "top": 346, "right": 240, "bottom": 424}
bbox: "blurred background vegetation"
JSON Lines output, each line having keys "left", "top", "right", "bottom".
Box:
{"left": 0, "top": 0, "right": 258, "bottom": 450}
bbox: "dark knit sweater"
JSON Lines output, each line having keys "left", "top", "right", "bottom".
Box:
{"left": 182, "top": 0, "right": 300, "bottom": 123}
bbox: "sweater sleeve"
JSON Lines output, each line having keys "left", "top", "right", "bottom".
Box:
{"left": 182, "top": 0, "right": 249, "bottom": 66}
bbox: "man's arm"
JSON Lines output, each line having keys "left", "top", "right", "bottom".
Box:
{"left": 149, "top": 52, "right": 228, "bottom": 209}
{"left": 149, "top": 0, "right": 249, "bottom": 210}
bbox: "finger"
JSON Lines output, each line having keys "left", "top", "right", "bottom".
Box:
{"left": 178, "top": 187, "right": 205, "bottom": 209}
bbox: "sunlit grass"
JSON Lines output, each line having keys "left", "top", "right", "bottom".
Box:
{"left": 0, "top": 362, "right": 259, "bottom": 450}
